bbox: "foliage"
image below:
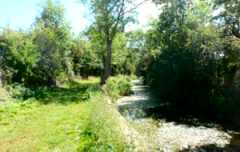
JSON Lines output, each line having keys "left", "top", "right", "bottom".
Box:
{"left": 0, "top": 29, "right": 39, "bottom": 86}
{"left": 0, "top": 0, "right": 139, "bottom": 87}
{"left": 0, "top": 0, "right": 73, "bottom": 87}
{"left": 103, "top": 75, "right": 132, "bottom": 101}
{"left": 32, "top": 0, "right": 73, "bottom": 86}
{"left": 78, "top": 93, "right": 127, "bottom": 151}
{"left": 5, "top": 83, "right": 35, "bottom": 100}
{"left": 142, "top": 0, "right": 240, "bottom": 125}
{"left": 2, "top": 0, "right": 240, "bottom": 149}
{"left": 126, "top": 30, "right": 153, "bottom": 76}
{"left": 87, "top": 0, "right": 135, "bottom": 84}
{"left": 214, "top": 0, "right": 240, "bottom": 38}
{"left": 0, "top": 77, "right": 129, "bottom": 151}
{"left": 112, "top": 33, "right": 136, "bottom": 75}
{"left": 84, "top": 26, "right": 140, "bottom": 76}
{"left": 71, "top": 36, "right": 101, "bottom": 77}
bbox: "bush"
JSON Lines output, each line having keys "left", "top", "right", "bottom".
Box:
{"left": 0, "top": 30, "right": 40, "bottom": 87}
{"left": 6, "top": 84, "right": 32, "bottom": 99}
{"left": 103, "top": 75, "right": 132, "bottom": 101}
{"left": 5, "top": 83, "right": 47, "bottom": 100}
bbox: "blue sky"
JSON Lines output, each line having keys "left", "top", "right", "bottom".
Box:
{"left": 0, "top": 0, "right": 159, "bottom": 33}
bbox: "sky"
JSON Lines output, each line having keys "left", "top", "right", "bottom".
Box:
{"left": 0, "top": 0, "right": 160, "bottom": 33}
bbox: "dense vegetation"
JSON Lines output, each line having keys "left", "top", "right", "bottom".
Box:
{"left": 0, "top": 77, "right": 133, "bottom": 151}
{"left": 0, "top": 0, "right": 240, "bottom": 151}
{"left": 144, "top": 0, "right": 240, "bottom": 126}
{"left": 0, "top": 0, "right": 140, "bottom": 88}
{"left": 0, "top": 0, "right": 137, "bottom": 151}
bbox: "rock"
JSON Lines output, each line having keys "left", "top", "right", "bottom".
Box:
{"left": 116, "top": 79, "right": 235, "bottom": 152}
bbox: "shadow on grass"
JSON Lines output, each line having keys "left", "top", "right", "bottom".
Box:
{"left": 32, "top": 80, "right": 100, "bottom": 105}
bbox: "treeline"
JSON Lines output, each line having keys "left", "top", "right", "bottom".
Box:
{"left": 1, "top": 0, "right": 239, "bottom": 126}
{"left": 0, "top": 0, "right": 142, "bottom": 88}
{"left": 143, "top": 0, "right": 240, "bottom": 125}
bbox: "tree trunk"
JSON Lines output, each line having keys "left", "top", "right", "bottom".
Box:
{"left": 101, "top": 39, "right": 112, "bottom": 85}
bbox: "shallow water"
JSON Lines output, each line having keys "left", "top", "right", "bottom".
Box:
{"left": 117, "top": 79, "right": 240, "bottom": 152}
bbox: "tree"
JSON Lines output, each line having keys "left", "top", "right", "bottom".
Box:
{"left": 126, "top": 30, "right": 149, "bottom": 75}
{"left": 72, "top": 36, "right": 101, "bottom": 77}
{"left": 215, "top": 0, "right": 240, "bottom": 38}
{"left": 145, "top": 0, "right": 224, "bottom": 113}
{"left": 83, "top": 26, "right": 137, "bottom": 76}
{"left": 112, "top": 33, "right": 135, "bottom": 75}
{"left": 0, "top": 28, "right": 39, "bottom": 86}
{"left": 214, "top": 0, "right": 240, "bottom": 88}
{"left": 33, "top": 0, "right": 72, "bottom": 86}
{"left": 87, "top": 0, "right": 135, "bottom": 84}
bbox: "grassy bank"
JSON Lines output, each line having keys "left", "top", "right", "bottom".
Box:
{"left": 0, "top": 76, "right": 133, "bottom": 152}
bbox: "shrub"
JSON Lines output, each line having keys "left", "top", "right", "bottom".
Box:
{"left": 0, "top": 30, "right": 39, "bottom": 87}
{"left": 5, "top": 83, "right": 47, "bottom": 100}
{"left": 6, "top": 83, "right": 32, "bottom": 99}
{"left": 103, "top": 75, "right": 132, "bottom": 101}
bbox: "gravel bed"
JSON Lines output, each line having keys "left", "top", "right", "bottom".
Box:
{"left": 117, "top": 80, "right": 235, "bottom": 152}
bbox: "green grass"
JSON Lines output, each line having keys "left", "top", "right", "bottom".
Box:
{"left": 0, "top": 87, "right": 10, "bottom": 102}
{"left": 78, "top": 94, "right": 127, "bottom": 151}
{"left": 0, "top": 78, "right": 95, "bottom": 152}
{"left": 0, "top": 77, "right": 129, "bottom": 152}
{"left": 0, "top": 101, "right": 92, "bottom": 152}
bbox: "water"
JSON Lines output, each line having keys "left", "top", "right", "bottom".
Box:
{"left": 117, "top": 79, "right": 240, "bottom": 152}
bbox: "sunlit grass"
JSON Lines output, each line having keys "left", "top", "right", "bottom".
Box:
{"left": 78, "top": 93, "right": 127, "bottom": 151}
{"left": 0, "top": 88, "right": 10, "bottom": 102}
{"left": 0, "top": 78, "right": 98, "bottom": 152}
{"left": 0, "top": 77, "right": 130, "bottom": 152}
{"left": 0, "top": 101, "right": 92, "bottom": 152}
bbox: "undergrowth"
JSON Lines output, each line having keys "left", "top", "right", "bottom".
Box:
{"left": 103, "top": 75, "right": 132, "bottom": 101}
{"left": 0, "top": 76, "right": 133, "bottom": 152}
{"left": 78, "top": 93, "right": 127, "bottom": 151}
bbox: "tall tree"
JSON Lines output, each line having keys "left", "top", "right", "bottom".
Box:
{"left": 215, "top": 0, "right": 240, "bottom": 38}
{"left": 145, "top": 0, "right": 224, "bottom": 111}
{"left": 88, "top": 0, "right": 135, "bottom": 84}
{"left": 33, "top": 0, "right": 72, "bottom": 86}
{"left": 215, "top": 0, "right": 240, "bottom": 87}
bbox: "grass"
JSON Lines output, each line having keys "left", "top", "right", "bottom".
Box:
{"left": 0, "top": 87, "right": 10, "bottom": 102}
{"left": 0, "top": 101, "right": 91, "bottom": 152}
{"left": 78, "top": 93, "right": 127, "bottom": 151}
{"left": 0, "top": 77, "right": 130, "bottom": 152}
{"left": 0, "top": 78, "right": 94, "bottom": 152}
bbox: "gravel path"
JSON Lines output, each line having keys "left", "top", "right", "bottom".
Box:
{"left": 117, "top": 80, "right": 238, "bottom": 152}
